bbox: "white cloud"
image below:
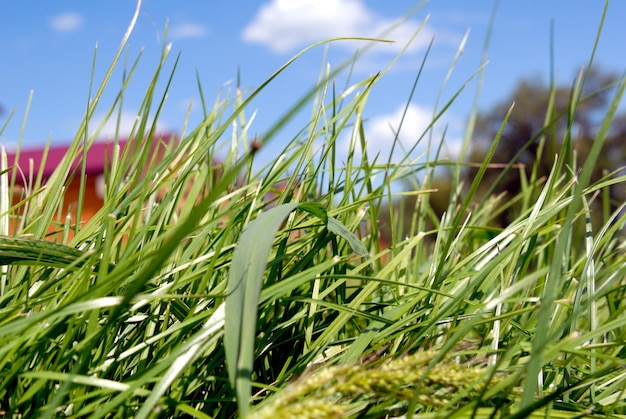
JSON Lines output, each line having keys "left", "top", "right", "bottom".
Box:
{"left": 90, "top": 111, "right": 169, "bottom": 139}
{"left": 364, "top": 104, "right": 433, "bottom": 160}
{"left": 342, "top": 103, "right": 462, "bottom": 162}
{"left": 0, "top": 141, "right": 18, "bottom": 153}
{"left": 242, "top": 0, "right": 449, "bottom": 54}
{"left": 170, "top": 22, "right": 209, "bottom": 40}
{"left": 50, "top": 12, "right": 84, "bottom": 33}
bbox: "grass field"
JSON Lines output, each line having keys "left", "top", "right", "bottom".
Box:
{"left": 1, "top": 3, "right": 626, "bottom": 418}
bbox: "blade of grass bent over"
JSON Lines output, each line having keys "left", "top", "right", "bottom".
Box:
{"left": 0, "top": 236, "right": 105, "bottom": 271}
{"left": 225, "top": 202, "right": 367, "bottom": 417}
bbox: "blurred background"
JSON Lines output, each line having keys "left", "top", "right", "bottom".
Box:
{"left": 1, "top": 0, "right": 625, "bottom": 229}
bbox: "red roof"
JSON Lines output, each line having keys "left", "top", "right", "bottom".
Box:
{"left": 4, "top": 134, "right": 176, "bottom": 181}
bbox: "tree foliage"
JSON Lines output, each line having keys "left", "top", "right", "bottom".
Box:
{"left": 465, "top": 68, "right": 626, "bottom": 226}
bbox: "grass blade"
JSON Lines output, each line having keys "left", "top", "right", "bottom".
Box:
{"left": 225, "top": 202, "right": 366, "bottom": 416}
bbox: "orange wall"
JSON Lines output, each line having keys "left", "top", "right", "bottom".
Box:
{"left": 10, "top": 175, "right": 103, "bottom": 237}
{"left": 61, "top": 175, "right": 104, "bottom": 222}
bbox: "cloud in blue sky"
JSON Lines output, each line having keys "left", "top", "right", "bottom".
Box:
{"left": 170, "top": 21, "right": 210, "bottom": 40}
{"left": 49, "top": 12, "right": 84, "bottom": 33}
{"left": 343, "top": 103, "right": 462, "bottom": 162}
{"left": 241, "top": 0, "right": 450, "bottom": 55}
{"left": 90, "top": 110, "right": 170, "bottom": 140}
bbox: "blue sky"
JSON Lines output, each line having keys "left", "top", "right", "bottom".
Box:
{"left": 2, "top": 1, "right": 625, "bottom": 167}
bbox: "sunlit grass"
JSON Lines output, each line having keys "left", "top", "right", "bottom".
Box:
{"left": 1, "top": 2, "right": 626, "bottom": 418}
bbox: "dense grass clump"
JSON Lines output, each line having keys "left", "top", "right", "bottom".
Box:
{"left": 1, "top": 3, "right": 626, "bottom": 418}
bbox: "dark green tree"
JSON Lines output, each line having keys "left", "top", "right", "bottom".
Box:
{"left": 465, "top": 68, "right": 625, "bottom": 226}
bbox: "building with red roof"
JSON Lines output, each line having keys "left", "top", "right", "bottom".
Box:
{"left": 5, "top": 134, "right": 176, "bottom": 234}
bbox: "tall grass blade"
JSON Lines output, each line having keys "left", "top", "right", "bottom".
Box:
{"left": 225, "top": 202, "right": 366, "bottom": 416}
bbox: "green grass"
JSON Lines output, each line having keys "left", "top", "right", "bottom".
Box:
{"left": 1, "top": 3, "right": 626, "bottom": 418}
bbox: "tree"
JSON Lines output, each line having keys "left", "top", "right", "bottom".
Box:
{"left": 465, "top": 68, "right": 626, "bottom": 226}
